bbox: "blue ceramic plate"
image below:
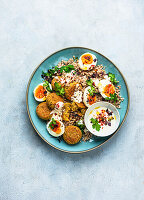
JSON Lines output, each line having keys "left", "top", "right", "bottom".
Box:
{"left": 26, "top": 47, "right": 129, "bottom": 153}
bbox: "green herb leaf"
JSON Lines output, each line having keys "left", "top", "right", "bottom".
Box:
{"left": 90, "top": 118, "right": 101, "bottom": 131}
{"left": 42, "top": 70, "right": 52, "bottom": 77}
{"left": 88, "top": 87, "right": 95, "bottom": 96}
{"left": 86, "top": 79, "right": 93, "bottom": 87}
{"left": 54, "top": 82, "right": 65, "bottom": 96}
{"left": 64, "top": 65, "right": 75, "bottom": 73}
{"left": 43, "top": 80, "right": 52, "bottom": 92}
{"left": 105, "top": 93, "right": 118, "bottom": 103}
{"left": 105, "top": 97, "right": 110, "bottom": 100}
{"left": 108, "top": 72, "right": 119, "bottom": 85}
{"left": 86, "top": 78, "right": 97, "bottom": 96}
{"left": 49, "top": 118, "right": 57, "bottom": 129}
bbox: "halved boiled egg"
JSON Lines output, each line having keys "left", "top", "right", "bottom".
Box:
{"left": 83, "top": 86, "right": 97, "bottom": 107}
{"left": 79, "top": 52, "right": 97, "bottom": 71}
{"left": 47, "top": 119, "right": 65, "bottom": 137}
{"left": 97, "top": 79, "right": 115, "bottom": 99}
{"left": 33, "top": 83, "right": 52, "bottom": 102}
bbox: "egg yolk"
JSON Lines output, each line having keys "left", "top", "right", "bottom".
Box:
{"left": 88, "top": 94, "right": 97, "bottom": 105}
{"left": 35, "top": 85, "right": 46, "bottom": 99}
{"left": 50, "top": 121, "right": 61, "bottom": 134}
{"left": 81, "top": 54, "right": 93, "bottom": 65}
{"left": 103, "top": 84, "right": 115, "bottom": 97}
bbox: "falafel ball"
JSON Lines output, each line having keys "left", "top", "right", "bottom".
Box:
{"left": 36, "top": 102, "right": 52, "bottom": 120}
{"left": 46, "top": 93, "right": 64, "bottom": 110}
{"left": 62, "top": 103, "right": 71, "bottom": 121}
{"left": 63, "top": 126, "right": 82, "bottom": 144}
{"left": 65, "top": 82, "right": 77, "bottom": 100}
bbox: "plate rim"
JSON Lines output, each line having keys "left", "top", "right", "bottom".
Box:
{"left": 26, "top": 46, "right": 130, "bottom": 154}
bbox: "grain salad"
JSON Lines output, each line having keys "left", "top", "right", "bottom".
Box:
{"left": 33, "top": 52, "right": 124, "bottom": 144}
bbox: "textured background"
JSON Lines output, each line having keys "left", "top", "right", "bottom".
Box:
{"left": 0, "top": 0, "right": 144, "bottom": 199}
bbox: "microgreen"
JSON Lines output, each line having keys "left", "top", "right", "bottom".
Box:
{"left": 108, "top": 72, "right": 119, "bottom": 85}
{"left": 90, "top": 118, "right": 101, "bottom": 131}
{"left": 54, "top": 82, "right": 65, "bottom": 96}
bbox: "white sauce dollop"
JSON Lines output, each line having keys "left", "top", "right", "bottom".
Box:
{"left": 71, "top": 90, "right": 83, "bottom": 103}
{"left": 50, "top": 102, "right": 64, "bottom": 121}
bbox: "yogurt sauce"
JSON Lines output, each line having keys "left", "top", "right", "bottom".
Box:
{"left": 50, "top": 102, "right": 64, "bottom": 121}
{"left": 87, "top": 106, "right": 116, "bottom": 135}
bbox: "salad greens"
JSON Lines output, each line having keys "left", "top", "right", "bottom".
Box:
{"left": 105, "top": 93, "right": 118, "bottom": 103}
{"left": 60, "top": 65, "right": 75, "bottom": 73}
{"left": 42, "top": 65, "right": 75, "bottom": 78}
{"left": 54, "top": 82, "right": 65, "bottom": 96}
{"left": 108, "top": 72, "right": 118, "bottom": 85}
{"left": 43, "top": 80, "right": 52, "bottom": 92}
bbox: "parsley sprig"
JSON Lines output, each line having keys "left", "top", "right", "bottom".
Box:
{"left": 105, "top": 93, "right": 118, "bottom": 103}
{"left": 54, "top": 82, "right": 65, "bottom": 96}
{"left": 108, "top": 73, "right": 118, "bottom": 85}
{"left": 86, "top": 79, "right": 97, "bottom": 96}
{"left": 43, "top": 80, "right": 52, "bottom": 92}
{"left": 60, "top": 65, "right": 75, "bottom": 73}
{"left": 91, "top": 118, "right": 101, "bottom": 131}
{"left": 49, "top": 118, "right": 57, "bottom": 130}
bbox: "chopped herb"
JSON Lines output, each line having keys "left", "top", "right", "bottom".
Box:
{"left": 86, "top": 78, "right": 97, "bottom": 96}
{"left": 49, "top": 118, "right": 57, "bottom": 129}
{"left": 105, "top": 93, "right": 118, "bottom": 103}
{"left": 108, "top": 72, "right": 119, "bottom": 85}
{"left": 43, "top": 80, "right": 52, "bottom": 92}
{"left": 88, "top": 87, "right": 96, "bottom": 97}
{"left": 86, "top": 78, "right": 93, "bottom": 87}
{"left": 54, "top": 82, "right": 65, "bottom": 96}
{"left": 90, "top": 118, "right": 101, "bottom": 131}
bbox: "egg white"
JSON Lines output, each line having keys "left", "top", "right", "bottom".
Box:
{"left": 33, "top": 83, "right": 52, "bottom": 102}
{"left": 46, "top": 120, "right": 65, "bottom": 137}
{"left": 79, "top": 52, "right": 97, "bottom": 71}
{"left": 83, "top": 86, "right": 92, "bottom": 107}
{"left": 98, "top": 79, "right": 114, "bottom": 99}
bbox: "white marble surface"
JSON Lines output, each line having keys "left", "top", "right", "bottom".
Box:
{"left": 0, "top": 0, "right": 144, "bottom": 199}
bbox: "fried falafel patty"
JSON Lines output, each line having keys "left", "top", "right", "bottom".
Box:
{"left": 46, "top": 93, "right": 64, "bottom": 110}
{"left": 63, "top": 126, "right": 82, "bottom": 144}
{"left": 36, "top": 102, "right": 52, "bottom": 120}
{"left": 62, "top": 103, "right": 71, "bottom": 121}
{"left": 65, "top": 82, "right": 77, "bottom": 100}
